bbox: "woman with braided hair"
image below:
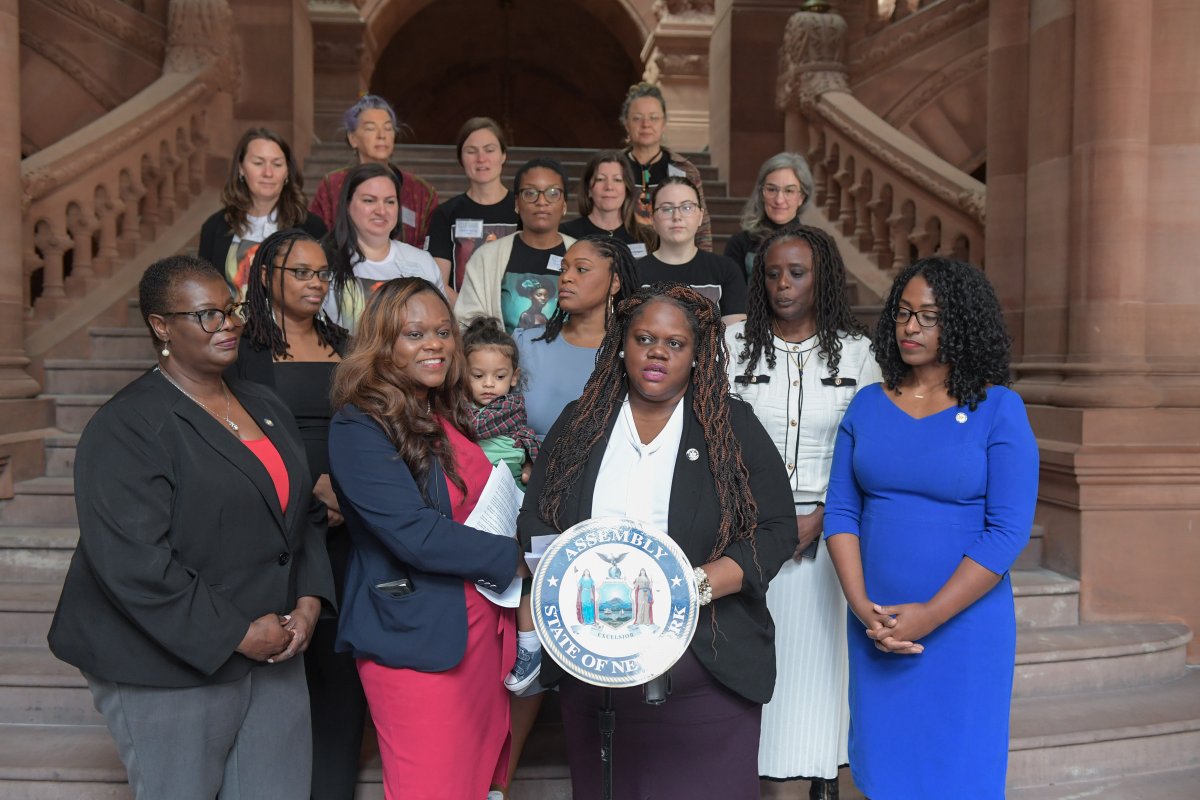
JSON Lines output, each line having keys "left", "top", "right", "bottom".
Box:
{"left": 725, "top": 224, "right": 879, "bottom": 799}
{"left": 227, "top": 228, "right": 363, "bottom": 800}
{"left": 517, "top": 283, "right": 796, "bottom": 799}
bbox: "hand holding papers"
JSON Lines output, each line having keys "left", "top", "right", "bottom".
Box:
{"left": 467, "top": 463, "right": 524, "bottom": 607}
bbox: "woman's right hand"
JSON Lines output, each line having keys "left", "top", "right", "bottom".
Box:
{"left": 235, "top": 613, "right": 293, "bottom": 661}
{"left": 313, "top": 474, "right": 344, "bottom": 527}
{"left": 849, "top": 597, "right": 923, "bottom": 655}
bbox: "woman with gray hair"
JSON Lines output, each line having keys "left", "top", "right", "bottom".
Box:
{"left": 620, "top": 81, "right": 713, "bottom": 251}
{"left": 725, "top": 152, "right": 815, "bottom": 277}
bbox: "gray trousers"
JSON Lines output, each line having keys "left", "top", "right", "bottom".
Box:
{"left": 85, "top": 656, "right": 311, "bottom": 800}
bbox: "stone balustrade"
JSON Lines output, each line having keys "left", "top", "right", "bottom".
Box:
{"left": 777, "top": 8, "right": 984, "bottom": 283}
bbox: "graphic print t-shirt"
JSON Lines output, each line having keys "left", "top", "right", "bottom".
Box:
{"left": 323, "top": 241, "right": 445, "bottom": 333}
{"left": 635, "top": 250, "right": 748, "bottom": 317}
{"left": 626, "top": 152, "right": 687, "bottom": 230}
{"left": 500, "top": 236, "right": 567, "bottom": 333}
{"left": 426, "top": 192, "right": 519, "bottom": 291}
{"left": 225, "top": 212, "right": 280, "bottom": 298}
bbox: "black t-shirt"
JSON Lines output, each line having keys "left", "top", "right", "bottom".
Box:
{"left": 427, "top": 191, "right": 519, "bottom": 290}
{"left": 501, "top": 236, "right": 568, "bottom": 333}
{"left": 559, "top": 216, "right": 652, "bottom": 260}
{"left": 626, "top": 151, "right": 674, "bottom": 229}
{"left": 724, "top": 220, "right": 790, "bottom": 278}
{"left": 636, "top": 250, "right": 747, "bottom": 317}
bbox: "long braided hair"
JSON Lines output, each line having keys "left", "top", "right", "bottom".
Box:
{"left": 737, "top": 224, "right": 867, "bottom": 379}
{"left": 242, "top": 228, "right": 348, "bottom": 359}
{"left": 538, "top": 283, "right": 759, "bottom": 564}
{"left": 536, "top": 235, "right": 640, "bottom": 344}
{"left": 331, "top": 278, "right": 475, "bottom": 494}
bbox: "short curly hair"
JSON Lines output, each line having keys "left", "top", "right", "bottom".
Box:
{"left": 875, "top": 257, "right": 1011, "bottom": 410}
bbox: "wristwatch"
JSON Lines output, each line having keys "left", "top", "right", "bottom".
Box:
{"left": 694, "top": 566, "right": 713, "bottom": 606}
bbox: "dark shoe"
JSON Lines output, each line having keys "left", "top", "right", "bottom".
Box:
{"left": 809, "top": 778, "right": 839, "bottom": 800}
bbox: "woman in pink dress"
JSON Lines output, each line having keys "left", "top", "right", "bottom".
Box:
{"left": 328, "top": 277, "right": 522, "bottom": 799}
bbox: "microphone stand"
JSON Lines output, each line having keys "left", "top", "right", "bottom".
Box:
{"left": 599, "top": 688, "right": 615, "bottom": 800}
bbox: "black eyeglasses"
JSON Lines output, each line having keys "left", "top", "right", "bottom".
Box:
{"left": 281, "top": 266, "right": 333, "bottom": 282}
{"left": 892, "top": 307, "right": 940, "bottom": 328}
{"left": 518, "top": 187, "right": 564, "bottom": 203}
{"left": 159, "top": 303, "right": 248, "bottom": 333}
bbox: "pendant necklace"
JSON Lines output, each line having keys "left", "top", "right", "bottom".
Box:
{"left": 156, "top": 367, "right": 240, "bottom": 433}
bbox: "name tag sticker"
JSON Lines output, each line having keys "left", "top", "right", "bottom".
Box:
{"left": 457, "top": 219, "right": 484, "bottom": 239}
{"left": 401, "top": 206, "right": 417, "bottom": 228}
{"left": 629, "top": 243, "right": 648, "bottom": 259}
{"left": 547, "top": 254, "right": 564, "bottom": 272}
{"left": 667, "top": 163, "right": 687, "bottom": 179}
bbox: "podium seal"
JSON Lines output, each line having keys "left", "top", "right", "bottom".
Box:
{"left": 531, "top": 517, "right": 698, "bottom": 688}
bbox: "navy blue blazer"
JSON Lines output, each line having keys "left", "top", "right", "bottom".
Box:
{"left": 328, "top": 404, "right": 521, "bottom": 671}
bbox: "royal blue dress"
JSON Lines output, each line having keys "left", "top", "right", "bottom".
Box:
{"left": 823, "top": 384, "right": 1038, "bottom": 799}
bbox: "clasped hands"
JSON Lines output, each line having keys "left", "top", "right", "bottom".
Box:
{"left": 235, "top": 596, "right": 322, "bottom": 664}
{"left": 851, "top": 599, "right": 943, "bottom": 655}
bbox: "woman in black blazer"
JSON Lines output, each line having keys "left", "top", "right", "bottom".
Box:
{"left": 517, "top": 283, "right": 796, "bottom": 800}
{"left": 198, "top": 127, "right": 326, "bottom": 296}
{"left": 49, "top": 255, "right": 335, "bottom": 800}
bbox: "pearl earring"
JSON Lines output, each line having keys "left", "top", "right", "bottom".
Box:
{"left": 618, "top": 350, "right": 625, "bottom": 358}
{"left": 160, "top": 342, "right": 170, "bottom": 357}
{"left": 692, "top": 360, "right": 697, "bottom": 368}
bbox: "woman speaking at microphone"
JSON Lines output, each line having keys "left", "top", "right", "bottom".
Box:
{"left": 517, "top": 284, "right": 795, "bottom": 799}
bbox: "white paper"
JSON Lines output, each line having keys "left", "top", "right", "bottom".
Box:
{"left": 401, "top": 205, "right": 417, "bottom": 228}
{"left": 629, "top": 243, "right": 648, "bottom": 259}
{"left": 668, "top": 163, "right": 687, "bottom": 179}
{"left": 467, "top": 462, "right": 525, "bottom": 607}
{"left": 457, "top": 218, "right": 484, "bottom": 239}
{"left": 547, "top": 254, "right": 563, "bottom": 272}
{"left": 524, "top": 533, "right": 559, "bottom": 575}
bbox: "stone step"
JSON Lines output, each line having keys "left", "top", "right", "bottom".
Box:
{"left": 42, "top": 360, "right": 149, "bottom": 396}
{"left": 1014, "top": 522, "right": 1046, "bottom": 570}
{"left": 46, "top": 395, "right": 108, "bottom": 435}
{"left": 1013, "top": 622, "right": 1192, "bottom": 697}
{"left": 0, "top": 583, "right": 58, "bottom": 646}
{"left": 1008, "top": 765, "right": 1200, "bottom": 799}
{"left": 305, "top": 155, "right": 724, "bottom": 185}
{"left": 1008, "top": 668, "right": 1200, "bottom": 787}
{"left": 43, "top": 435, "right": 79, "bottom": 479}
{"left": 88, "top": 328, "right": 152, "bottom": 361}
{"left": 0, "top": 528, "right": 76, "bottom": 583}
{"left": 311, "top": 142, "right": 712, "bottom": 167}
{"left": 0, "top": 647, "right": 97, "bottom": 725}
{"left": 0, "top": 479, "right": 77, "bottom": 527}
{"left": 1013, "top": 567, "right": 1080, "bottom": 628}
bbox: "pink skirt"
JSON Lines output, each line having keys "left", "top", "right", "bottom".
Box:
{"left": 358, "top": 584, "right": 515, "bottom": 799}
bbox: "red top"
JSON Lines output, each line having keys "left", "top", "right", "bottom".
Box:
{"left": 242, "top": 437, "right": 290, "bottom": 513}
{"left": 439, "top": 418, "right": 493, "bottom": 524}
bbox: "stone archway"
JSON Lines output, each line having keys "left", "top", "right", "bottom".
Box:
{"left": 366, "top": 0, "right": 646, "bottom": 147}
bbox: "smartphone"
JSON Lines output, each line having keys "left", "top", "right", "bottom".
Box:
{"left": 374, "top": 578, "right": 415, "bottom": 597}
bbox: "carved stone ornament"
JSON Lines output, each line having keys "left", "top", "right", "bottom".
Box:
{"left": 777, "top": 11, "right": 849, "bottom": 113}
{"left": 654, "top": 0, "right": 716, "bottom": 23}
{"left": 164, "top": 0, "right": 241, "bottom": 95}
{"left": 655, "top": 52, "right": 709, "bottom": 78}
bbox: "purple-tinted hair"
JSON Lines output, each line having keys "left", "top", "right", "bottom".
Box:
{"left": 343, "top": 95, "right": 397, "bottom": 133}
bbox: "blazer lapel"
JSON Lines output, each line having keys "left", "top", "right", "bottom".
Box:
{"left": 667, "top": 398, "right": 705, "bottom": 543}
{"left": 235, "top": 386, "right": 309, "bottom": 539}
{"left": 572, "top": 404, "right": 622, "bottom": 524}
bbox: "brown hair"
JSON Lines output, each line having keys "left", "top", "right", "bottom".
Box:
{"left": 221, "top": 127, "right": 309, "bottom": 237}
{"left": 577, "top": 150, "right": 656, "bottom": 247}
{"left": 455, "top": 117, "right": 509, "bottom": 166}
{"left": 331, "top": 278, "right": 475, "bottom": 493}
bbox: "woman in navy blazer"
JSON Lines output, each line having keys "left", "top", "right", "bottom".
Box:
{"left": 327, "top": 277, "right": 521, "bottom": 799}
{"left": 518, "top": 284, "right": 796, "bottom": 800}
{"left": 49, "top": 256, "right": 335, "bottom": 800}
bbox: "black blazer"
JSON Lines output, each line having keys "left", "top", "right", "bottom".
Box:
{"left": 328, "top": 405, "right": 521, "bottom": 671}
{"left": 517, "top": 392, "right": 796, "bottom": 704}
{"left": 48, "top": 371, "right": 336, "bottom": 688}
{"left": 197, "top": 209, "right": 327, "bottom": 273}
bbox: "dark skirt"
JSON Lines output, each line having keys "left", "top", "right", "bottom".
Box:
{"left": 559, "top": 649, "right": 762, "bottom": 800}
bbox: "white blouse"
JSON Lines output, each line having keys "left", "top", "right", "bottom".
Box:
{"left": 724, "top": 322, "right": 880, "bottom": 504}
{"left": 591, "top": 398, "right": 685, "bottom": 535}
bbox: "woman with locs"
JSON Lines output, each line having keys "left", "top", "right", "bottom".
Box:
{"left": 726, "top": 224, "right": 880, "bottom": 799}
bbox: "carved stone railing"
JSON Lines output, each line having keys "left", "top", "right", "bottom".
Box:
{"left": 19, "top": 0, "right": 238, "bottom": 337}
{"left": 777, "top": 8, "right": 984, "bottom": 285}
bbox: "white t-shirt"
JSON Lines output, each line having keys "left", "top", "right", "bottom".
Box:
{"left": 323, "top": 240, "right": 446, "bottom": 332}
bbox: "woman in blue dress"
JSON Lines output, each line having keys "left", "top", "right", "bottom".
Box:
{"left": 823, "top": 257, "right": 1039, "bottom": 799}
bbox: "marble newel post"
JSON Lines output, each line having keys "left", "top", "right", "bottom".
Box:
{"left": 0, "top": 0, "right": 41, "bottom": 401}
{"left": 642, "top": 1, "right": 715, "bottom": 154}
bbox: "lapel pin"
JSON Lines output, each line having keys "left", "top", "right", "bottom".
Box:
{"left": 955, "top": 412, "right": 967, "bottom": 424}
{"left": 264, "top": 418, "right": 275, "bottom": 427}
{"left": 686, "top": 448, "right": 699, "bottom": 461}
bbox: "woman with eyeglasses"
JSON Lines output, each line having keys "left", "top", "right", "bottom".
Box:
{"left": 228, "top": 229, "right": 363, "bottom": 800}
{"left": 456, "top": 158, "right": 577, "bottom": 332}
{"left": 636, "top": 176, "right": 746, "bottom": 324}
{"left": 824, "top": 258, "right": 1039, "bottom": 798}
{"left": 49, "top": 255, "right": 335, "bottom": 799}
{"left": 199, "top": 127, "right": 327, "bottom": 297}
{"left": 620, "top": 82, "right": 712, "bottom": 251}
{"left": 560, "top": 150, "right": 656, "bottom": 256}
{"left": 725, "top": 153, "right": 815, "bottom": 278}
{"left": 324, "top": 162, "right": 445, "bottom": 333}
{"left": 725, "top": 225, "right": 879, "bottom": 800}
{"left": 309, "top": 95, "right": 438, "bottom": 249}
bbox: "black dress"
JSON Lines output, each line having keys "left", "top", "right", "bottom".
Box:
{"left": 230, "top": 344, "right": 363, "bottom": 800}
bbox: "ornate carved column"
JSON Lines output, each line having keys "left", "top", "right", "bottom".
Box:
{"left": 641, "top": 1, "right": 714, "bottom": 154}
{"left": 775, "top": 8, "right": 849, "bottom": 160}
{"left": 0, "top": 0, "right": 40, "bottom": 399}
{"left": 165, "top": 0, "right": 239, "bottom": 179}
{"left": 310, "top": 0, "right": 366, "bottom": 144}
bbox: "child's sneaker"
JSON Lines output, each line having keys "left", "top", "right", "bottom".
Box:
{"left": 505, "top": 643, "right": 542, "bottom": 693}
